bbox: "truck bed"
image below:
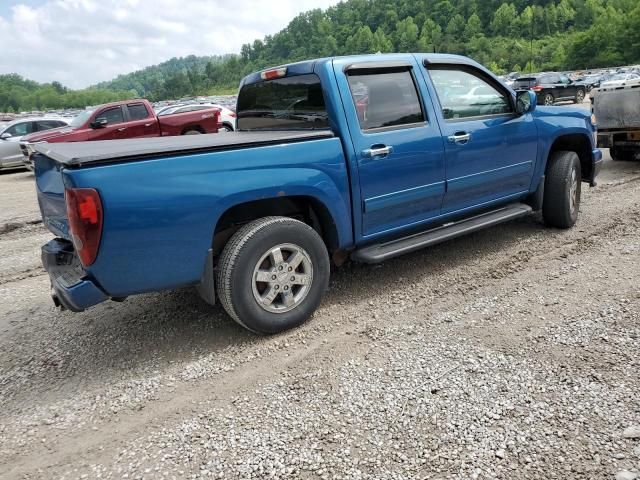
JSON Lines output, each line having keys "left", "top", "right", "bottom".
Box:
{"left": 33, "top": 130, "right": 334, "bottom": 167}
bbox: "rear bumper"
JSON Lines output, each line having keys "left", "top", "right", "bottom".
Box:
{"left": 42, "top": 238, "right": 108, "bottom": 312}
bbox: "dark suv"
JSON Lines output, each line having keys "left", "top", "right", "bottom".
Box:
{"left": 513, "top": 73, "right": 586, "bottom": 106}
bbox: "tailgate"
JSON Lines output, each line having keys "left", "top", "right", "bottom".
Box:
{"left": 594, "top": 86, "right": 640, "bottom": 130}
{"left": 34, "top": 153, "right": 70, "bottom": 239}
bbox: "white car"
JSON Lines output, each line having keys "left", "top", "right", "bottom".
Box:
{"left": 157, "top": 103, "right": 237, "bottom": 132}
{"left": 0, "top": 117, "right": 67, "bottom": 171}
{"left": 600, "top": 73, "right": 640, "bottom": 88}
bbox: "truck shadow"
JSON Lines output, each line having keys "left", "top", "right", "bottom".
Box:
{"left": 3, "top": 214, "right": 548, "bottom": 414}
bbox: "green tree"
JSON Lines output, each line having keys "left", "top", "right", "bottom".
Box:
{"left": 464, "top": 13, "right": 483, "bottom": 40}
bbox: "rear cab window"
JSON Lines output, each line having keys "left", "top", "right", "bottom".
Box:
{"left": 345, "top": 68, "right": 425, "bottom": 130}
{"left": 237, "top": 74, "right": 329, "bottom": 131}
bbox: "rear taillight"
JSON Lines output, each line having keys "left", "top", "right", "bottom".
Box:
{"left": 65, "top": 188, "right": 103, "bottom": 266}
{"left": 532, "top": 85, "right": 543, "bottom": 92}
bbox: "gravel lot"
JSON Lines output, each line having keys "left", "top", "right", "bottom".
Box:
{"left": 0, "top": 146, "right": 639, "bottom": 480}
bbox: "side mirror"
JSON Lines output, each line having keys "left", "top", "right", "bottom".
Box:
{"left": 91, "top": 117, "right": 108, "bottom": 128}
{"left": 516, "top": 90, "right": 537, "bottom": 115}
{"left": 0, "top": 132, "right": 11, "bottom": 140}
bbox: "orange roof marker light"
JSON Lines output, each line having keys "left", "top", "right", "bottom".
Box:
{"left": 260, "top": 67, "right": 287, "bottom": 81}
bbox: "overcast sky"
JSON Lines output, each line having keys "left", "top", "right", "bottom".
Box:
{"left": 0, "top": 0, "right": 338, "bottom": 89}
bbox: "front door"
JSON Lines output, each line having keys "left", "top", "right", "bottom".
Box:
{"left": 423, "top": 63, "right": 538, "bottom": 214}
{"left": 88, "top": 106, "right": 128, "bottom": 141}
{"left": 333, "top": 59, "right": 446, "bottom": 238}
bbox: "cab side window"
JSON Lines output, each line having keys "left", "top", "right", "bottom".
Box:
{"left": 5, "top": 121, "right": 34, "bottom": 137}
{"left": 428, "top": 66, "right": 512, "bottom": 120}
{"left": 128, "top": 103, "right": 150, "bottom": 121}
{"left": 346, "top": 68, "right": 425, "bottom": 130}
{"left": 99, "top": 107, "right": 124, "bottom": 125}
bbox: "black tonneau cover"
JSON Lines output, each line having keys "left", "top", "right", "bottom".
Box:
{"left": 34, "top": 130, "right": 334, "bottom": 167}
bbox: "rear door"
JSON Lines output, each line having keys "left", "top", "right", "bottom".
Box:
{"left": 332, "top": 58, "right": 446, "bottom": 238}
{"left": 423, "top": 63, "right": 537, "bottom": 214}
{"left": 124, "top": 102, "right": 159, "bottom": 138}
{"left": 559, "top": 74, "right": 576, "bottom": 100}
{"left": 87, "top": 106, "right": 128, "bottom": 141}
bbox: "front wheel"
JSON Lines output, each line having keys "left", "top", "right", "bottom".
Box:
{"left": 543, "top": 151, "right": 582, "bottom": 229}
{"left": 216, "top": 217, "right": 330, "bottom": 334}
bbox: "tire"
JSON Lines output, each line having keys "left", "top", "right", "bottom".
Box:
{"left": 542, "top": 150, "right": 582, "bottom": 229}
{"left": 543, "top": 93, "right": 555, "bottom": 106}
{"left": 574, "top": 89, "right": 585, "bottom": 104}
{"left": 610, "top": 147, "right": 637, "bottom": 161}
{"left": 183, "top": 129, "right": 202, "bottom": 135}
{"left": 219, "top": 124, "right": 233, "bottom": 132}
{"left": 216, "top": 217, "right": 330, "bottom": 334}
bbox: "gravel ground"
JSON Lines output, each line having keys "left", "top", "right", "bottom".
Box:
{"left": 0, "top": 149, "right": 639, "bottom": 480}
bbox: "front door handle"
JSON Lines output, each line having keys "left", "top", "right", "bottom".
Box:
{"left": 117, "top": 127, "right": 127, "bottom": 132}
{"left": 144, "top": 123, "right": 153, "bottom": 127}
{"left": 362, "top": 145, "right": 394, "bottom": 158}
{"left": 448, "top": 132, "right": 471, "bottom": 144}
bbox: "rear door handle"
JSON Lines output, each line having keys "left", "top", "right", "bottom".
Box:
{"left": 362, "top": 145, "right": 394, "bottom": 158}
{"left": 117, "top": 127, "right": 127, "bottom": 132}
{"left": 447, "top": 132, "right": 471, "bottom": 145}
{"left": 144, "top": 123, "right": 153, "bottom": 127}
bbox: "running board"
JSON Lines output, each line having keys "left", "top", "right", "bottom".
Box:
{"left": 351, "top": 203, "right": 533, "bottom": 264}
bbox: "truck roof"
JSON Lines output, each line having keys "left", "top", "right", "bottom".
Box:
{"left": 241, "top": 53, "right": 486, "bottom": 87}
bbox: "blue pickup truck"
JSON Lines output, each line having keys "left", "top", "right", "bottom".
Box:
{"left": 34, "top": 54, "right": 602, "bottom": 334}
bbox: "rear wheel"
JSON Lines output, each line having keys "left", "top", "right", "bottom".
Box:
{"left": 544, "top": 93, "right": 555, "bottom": 106}
{"left": 610, "top": 147, "right": 637, "bottom": 161}
{"left": 216, "top": 217, "right": 330, "bottom": 334}
{"left": 183, "top": 129, "right": 202, "bottom": 135}
{"left": 543, "top": 151, "right": 582, "bottom": 229}
{"left": 574, "top": 89, "right": 585, "bottom": 104}
{"left": 219, "top": 124, "right": 233, "bottom": 132}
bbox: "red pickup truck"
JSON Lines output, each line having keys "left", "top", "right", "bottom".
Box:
{"left": 20, "top": 99, "right": 220, "bottom": 169}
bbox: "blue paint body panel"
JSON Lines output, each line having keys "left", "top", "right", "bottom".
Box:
{"left": 34, "top": 53, "right": 602, "bottom": 311}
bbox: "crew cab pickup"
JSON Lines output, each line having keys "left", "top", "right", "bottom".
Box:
{"left": 20, "top": 99, "right": 220, "bottom": 169}
{"left": 32, "top": 54, "right": 602, "bottom": 334}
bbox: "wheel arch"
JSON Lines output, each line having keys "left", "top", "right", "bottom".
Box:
{"left": 212, "top": 195, "right": 343, "bottom": 259}
{"left": 546, "top": 133, "right": 593, "bottom": 181}
{"left": 181, "top": 125, "right": 205, "bottom": 135}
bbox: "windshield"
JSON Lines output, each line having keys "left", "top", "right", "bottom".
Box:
{"left": 69, "top": 109, "right": 95, "bottom": 127}
{"left": 237, "top": 74, "right": 329, "bottom": 131}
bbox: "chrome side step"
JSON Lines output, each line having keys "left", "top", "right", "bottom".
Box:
{"left": 351, "top": 203, "right": 533, "bottom": 264}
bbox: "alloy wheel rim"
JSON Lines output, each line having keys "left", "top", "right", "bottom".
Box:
{"left": 545, "top": 95, "right": 554, "bottom": 105}
{"left": 251, "top": 243, "right": 314, "bottom": 313}
{"left": 569, "top": 167, "right": 578, "bottom": 214}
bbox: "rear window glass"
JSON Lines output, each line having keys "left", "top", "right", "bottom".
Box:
{"left": 513, "top": 78, "right": 537, "bottom": 89}
{"left": 237, "top": 74, "right": 329, "bottom": 131}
